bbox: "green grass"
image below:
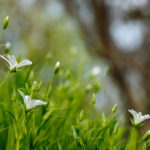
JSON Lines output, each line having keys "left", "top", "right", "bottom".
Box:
{"left": 0, "top": 16, "right": 150, "bottom": 150}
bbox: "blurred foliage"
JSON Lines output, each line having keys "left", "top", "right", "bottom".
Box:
{"left": 0, "top": 0, "right": 150, "bottom": 149}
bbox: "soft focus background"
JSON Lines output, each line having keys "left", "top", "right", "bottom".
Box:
{"left": 0, "top": 0, "right": 150, "bottom": 120}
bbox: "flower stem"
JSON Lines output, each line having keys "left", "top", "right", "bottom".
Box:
{"left": 94, "top": 105, "right": 99, "bottom": 119}
{"left": 16, "top": 139, "right": 20, "bottom": 150}
{"left": 126, "top": 127, "right": 138, "bottom": 149}
{"left": 46, "top": 73, "right": 55, "bottom": 100}
{"left": 0, "top": 29, "right": 4, "bottom": 41}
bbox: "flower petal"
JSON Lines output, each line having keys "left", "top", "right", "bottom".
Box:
{"left": 29, "top": 99, "right": 47, "bottom": 109}
{"left": 16, "top": 60, "right": 32, "bottom": 69}
{"left": 18, "top": 89, "right": 25, "bottom": 99}
{"left": 7, "top": 55, "right": 17, "bottom": 69}
{"left": 18, "top": 89, "right": 31, "bottom": 105}
{"left": 129, "top": 109, "right": 135, "bottom": 117}
{"left": 142, "top": 115, "right": 150, "bottom": 120}
{"left": 24, "top": 96, "right": 31, "bottom": 106}
{"left": 0, "top": 55, "right": 11, "bottom": 67}
{"left": 12, "top": 55, "right": 17, "bottom": 64}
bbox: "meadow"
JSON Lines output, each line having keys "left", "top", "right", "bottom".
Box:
{"left": 0, "top": 16, "right": 150, "bottom": 150}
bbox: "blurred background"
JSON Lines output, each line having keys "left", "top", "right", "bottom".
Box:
{"left": 0, "top": 0, "right": 150, "bottom": 119}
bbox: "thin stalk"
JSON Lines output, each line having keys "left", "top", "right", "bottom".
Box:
{"left": 30, "top": 91, "right": 34, "bottom": 99}
{"left": 16, "top": 139, "right": 20, "bottom": 150}
{"left": 45, "top": 73, "right": 55, "bottom": 101}
{"left": 94, "top": 105, "right": 99, "bottom": 119}
{"left": 125, "top": 127, "right": 138, "bottom": 149}
{"left": 0, "top": 29, "right": 4, "bottom": 41}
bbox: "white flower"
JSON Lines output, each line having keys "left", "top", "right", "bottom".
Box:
{"left": 18, "top": 89, "right": 47, "bottom": 110}
{"left": 129, "top": 109, "right": 150, "bottom": 126}
{"left": 5, "top": 42, "right": 11, "bottom": 49}
{"left": 91, "top": 66, "right": 101, "bottom": 76}
{"left": 0, "top": 55, "right": 32, "bottom": 72}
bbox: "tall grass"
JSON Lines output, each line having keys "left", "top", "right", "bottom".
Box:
{"left": 0, "top": 16, "right": 150, "bottom": 150}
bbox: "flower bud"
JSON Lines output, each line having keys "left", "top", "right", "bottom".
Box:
{"left": 143, "top": 130, "right": 150, "bottom": 142}
{"left": 91, "top": 66, "right": 101, "bottom": 76}
{"left": 3, "top": 16, "right": 9, "bottom": 30}
{"left": 38, "top": 81, "right": 42, "bottom": 90}
{"left": 29, "top": 71, "right": 34, "bottom": 81}
{"left": 79, "top": 110, "right": 84, "bottom": 121}
{"left": 85, "top": 84, "right": 92, "bottom": 93}
{"left": 43, "top": 110, "right": 53, "bottom": 121}
{"left": 54, "top": 61, "right": 60, "bottom": 74}
{"left": 11, "top": 89, "right": 16, "bottom": 101}
{"left": 112, "top": 104, "right": 117, "bottom": 114}
{"left": 93, "top": 80, "right": 101, "bottom": 93}
{"left": 5, "top": 42, "right": 11, "bottom": 53}
{"left": 31, "top": 81, "right": 38, "bottom": 91}
{"left": 83, "top": 119, "right": 88, "bottom": 131}
{"left": 92, "top": 93, "right": 96, "bottom": 104}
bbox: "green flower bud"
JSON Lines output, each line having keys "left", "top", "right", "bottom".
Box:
{"left": 83, "top": 119, "right": 88, "bottom": 131}
{"left": 43, "top": 110, "right": 53, "bottom": 121}
{"left": 29, "top": 71, "right": 34, "bottom": 81}
{"left": 11, "top": 89, "right": 16, "bottom": 101}
{"left": 38, "top": 81, "right": 42, "bottom": 90}
{"left": 112, "top": 104, "right": 117, "bottom": 114}
{"left": 85, "top": 84, "right": 92, "bottom": 92}
{"left": 72, "top": 126, "right": 77, "bottom": 139}
{"left": 5, "top": 42, "right": 11, "bottom": 53}
{"left": 79, "top": 110, "right": 84, "bottom": 121}
{"left": 3, "top": 16, "right": 9, "bottom": 30}
{"left": 143, "top": 130, "right": 150, "bottom": 142}
{"left": 54, "top": 61, "right": 60, "bottom": 74}
{"left": 31, "top": 81, "right": 38, "bottom": 91}
{"left": 92, "top": 93, "right": 96, "bottom": 104}
{"left": 93, "top": 80, "right": 101, "bottom": 93}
